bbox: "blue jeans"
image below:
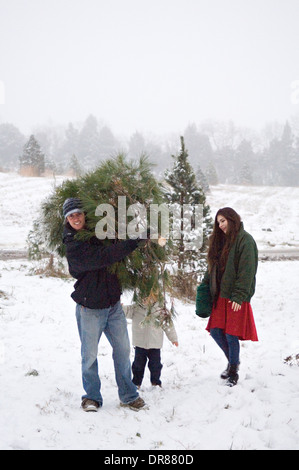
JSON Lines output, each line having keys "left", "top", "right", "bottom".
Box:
{"left": 210, "top": 328, "right": 240, "bottom": 366}
{"left": 75, "top": 301, "right": 139, "bottom": 406}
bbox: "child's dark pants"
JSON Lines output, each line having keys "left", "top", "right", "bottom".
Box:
{"left": 132, "top": 347, "right": 163, "bottom": 386}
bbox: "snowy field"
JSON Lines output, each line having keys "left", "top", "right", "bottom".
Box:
{"left": 0, "top": 172, "right": 299, "bottom": 450}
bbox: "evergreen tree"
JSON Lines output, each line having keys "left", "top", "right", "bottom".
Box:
{"left": 128, "top": 131, "right": 166, "bottom": 173}
{"left": 98, "top": 125, "right": 119, "bottom": 159}
{"left": 280, "top": 121, "right": 297, "bottom": 185}
{"left": 264, "top": 121, "right": 296, "bottom": 186}
{"left": 239, "top": 161, "right": 253, "bottom": 185}
{"left": 164, "top": 136, "right": 212, "bottom": 299}
{"left": 69, "top": 154, "right": 82, "bottom": 177}
{"left": 290, "top": 136, "right": 299, "bottom": 187}
{"left": 0, "top": 123, "right": 26, "bottom": 169}
{"left": 61, "top": 123, "right": 80, "bottom": 161}
{"left": 77, "top": 115, "right": 100, "bottom": 169}
{"left": 128, "top": 131, "right": 146, "bottom": 159}
{"left": 205, "top": 161, "right": 218, "bottom": 185}
{"left": 196, "top": 165, "right": 210, "bottom": 193}
{"left": 44, "top": 155, "right": 57, "bottom": 176}
{"left": 19, "top": 135, "right": 45, "bottom": 176}
{"left": 234, "top": 139, "right": 254, "bottom": 184}
{"left": 184, "top": 123, "right": 214, "bottom": 171}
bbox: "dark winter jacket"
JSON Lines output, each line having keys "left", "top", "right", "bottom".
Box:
{"left": 63, "top": 225, "right": 140, "bottom": 309}
{"left": 201, "top": 223, "right": 258, "bottom": 305}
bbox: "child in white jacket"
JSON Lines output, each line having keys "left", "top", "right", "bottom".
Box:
{"left": 124, "top": 303, "right": 178, "bottom": 388}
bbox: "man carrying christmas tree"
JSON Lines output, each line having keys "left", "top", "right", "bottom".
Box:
{"left": 63, "top": 197, "right": 147, "bottom": 412}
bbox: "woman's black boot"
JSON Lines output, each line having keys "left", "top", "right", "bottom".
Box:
{"left": 226, "top": 364, "right": 239, "bottom": 387}
{"left": 220, "top": 363, "right": 230, "bottom": 379}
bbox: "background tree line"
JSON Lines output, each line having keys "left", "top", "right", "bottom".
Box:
{"left": 0, "top": 113, "right": 299, "bottom": 186}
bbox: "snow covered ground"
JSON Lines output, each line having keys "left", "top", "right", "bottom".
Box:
{"left": 0, "top": 172, "right": 299, "bottom": 450}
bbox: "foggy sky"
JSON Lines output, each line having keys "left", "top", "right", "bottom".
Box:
{"left": 1, "top": 0, "right": 299, "bottom": 137}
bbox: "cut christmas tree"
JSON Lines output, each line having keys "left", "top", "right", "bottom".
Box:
{"left": 28, "top": 154, "right": 174, "bottom": 323}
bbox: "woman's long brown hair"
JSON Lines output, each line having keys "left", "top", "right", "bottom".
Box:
{"left": 207, "top": 207, "right": 241, "bottom": 273}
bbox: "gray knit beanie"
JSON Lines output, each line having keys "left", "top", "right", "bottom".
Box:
{"left": 63, "top": 198, "right": 83, "bottom": 219}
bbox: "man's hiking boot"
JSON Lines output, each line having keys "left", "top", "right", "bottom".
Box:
{"left": 120, "top": 396, "right": 147, "bottom": 411}
{"left": 81, "top": 398, "right": 100, "bottom": 412}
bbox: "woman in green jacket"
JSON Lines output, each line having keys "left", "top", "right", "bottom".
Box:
{"left": 200, "top": 207, "right": 258, "bottom": 386}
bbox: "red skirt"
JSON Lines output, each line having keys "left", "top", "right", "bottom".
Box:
{"left": 206, "top": 297, "right": 258, "bottom": 341}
